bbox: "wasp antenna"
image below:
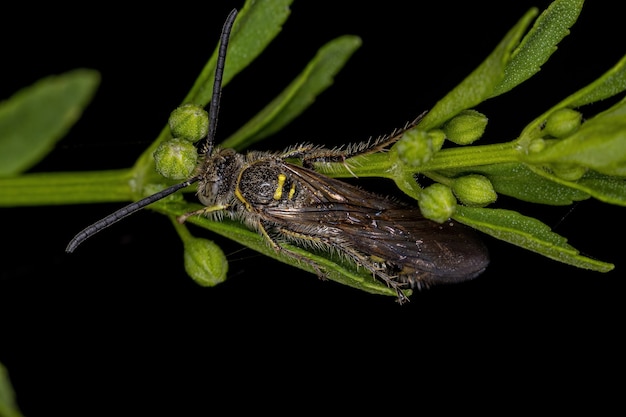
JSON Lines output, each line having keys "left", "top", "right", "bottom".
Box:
{"left": 66, "top": 176, "right": 201, "bottom": 253}
{"left": 202, "top": 8, "right": 238, "bottom": 156}
{"left": 66, "top": 10, "right": 239, "bottom": 253}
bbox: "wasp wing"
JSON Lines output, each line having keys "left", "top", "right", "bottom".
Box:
{"left": 264, "top": 163, "right": 489, "bottom": 286}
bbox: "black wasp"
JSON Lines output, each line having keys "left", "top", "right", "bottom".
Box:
{"left": 66, "top": 9, "right": 489, "bottom": 303}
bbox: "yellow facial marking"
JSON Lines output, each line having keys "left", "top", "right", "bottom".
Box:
{"left": 273, "top": 174, "right": 287, "bottom": 200}
{"left": 288, "top": 183, "right": 296, "bottom": 200}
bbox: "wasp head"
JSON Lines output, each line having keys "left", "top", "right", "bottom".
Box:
{"left": 196, "top": 148, "right": 244, "bottom": 209}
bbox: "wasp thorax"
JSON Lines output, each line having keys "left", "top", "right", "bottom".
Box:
{"left": 237, "top": 160, "right": 289, "bottom": 205}
{"left": 197, "top": 148, "right": 244, "bottom": 207}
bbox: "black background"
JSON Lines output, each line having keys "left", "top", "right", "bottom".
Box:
{"left": 1, "top": 1, "right": 623, "bottom": 414}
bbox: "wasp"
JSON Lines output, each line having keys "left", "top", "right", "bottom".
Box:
{"left": 66, "top": 9, "right": 489, "bottom": 303}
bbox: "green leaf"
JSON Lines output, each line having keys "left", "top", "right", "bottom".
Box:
{"left": 154, "top": 201, "right": 402, "bottom": 298}
{"left": 0, "top": 362, "right": 24, "bottom": 417}
{"left": 181, "top": 0, "right": 294, "bottom": 107}
{"left": 576, "top": 171, "right": 626, "bottom": 205}
{"left": 492, "top": 0, "right": 584, "bottom": 97}
{"left": 565, "top": 54, "right": 626, "bottom": 109}
{"left": 447, "top": 162, "right": 590, "bottom": 205}
{"left": 417, "top": 7, "right": 538, "bottom": 131}
{"left": 0, "top": 69, "right": 100, "bottom": 176}
{"left": 509, "top": 164, "right": 626, "bottom": 207}
{"left": 221, "top": 35, "right": 362, "bottom": 150}
{"left": 454, "top": 206, "right": 614, "bottom": 272}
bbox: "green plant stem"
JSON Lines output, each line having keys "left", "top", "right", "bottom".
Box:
{"left": 419, "top": 142, "right": 521, "bottom": 171}
{"left": 0, "top": 169, "right": 134, "bottom": 206}
{"left": 318, "top": 141, "right": 521, "bottom": 178}
{"left": 0, "top": 142, "right": 523, "bottom": 209}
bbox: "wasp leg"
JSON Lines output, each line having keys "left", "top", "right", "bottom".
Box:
{"left": 333, "top": 244, "right": 411, "bottom": 304}
{"left": 290, "top": 111, "right": 427, "bottom": 169}
{"left": 276, "top": 226, "right": 411, "bottom": 304}
{"left": 177, "top": 204, "right": 229, "bottom": 223}
{"left": 255, "top": 221, "right": 332, "bottom": 281}
{"left": 279, "top": 143, "right": 319, "bottom": 159}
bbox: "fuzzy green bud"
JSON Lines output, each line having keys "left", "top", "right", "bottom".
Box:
{"left": 169, "top": 103, "right": 209, "bottom": 142}
{"left": 153, "top": 138, "right": 198, "bottom": 180}
{"left": 418, "top": 183, "right": 457, "bottom": 223}
{"left": 428, "top": 129, "right": 446, "bottom": 153}
{"left": 184, "top": 237, "right": 228, "bottom": 287}
{"left": 452, "top": 174, "right": 497, "bottom": 207}
{"left": 544, "top": 108, "right": 582, "bottom": 138}
{"left": 396, "top": 129, "right": 433, "bottom": 167}
{"left": 442, "top": 109, "right": 488, "bottom": 145}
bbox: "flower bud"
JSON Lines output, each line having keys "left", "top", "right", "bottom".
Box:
{"left": 544, "top": 108, "right": 582, "bottom": 138}
{"left": 169, "top": 103, "right": 209, "bottom": 142}
{"left": 452, "top": 174, "right": 497, "bottom": 207}
{"left": 428, "top": 129, "right": 446, "bottom": 153}
{"left": 184, "top": 237, "right": 228, "bottom": 287}
{"left": 395, "top": 129, "right": 433, "bottom": 167}
{"left": 442, "top": 109, "right": 488, "bottom": 145}
{"left": 418, "top": 183, "right": 457, "bottom": 223}
{"left": 153, "top": 138, "right": 198, "bottom": 180}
